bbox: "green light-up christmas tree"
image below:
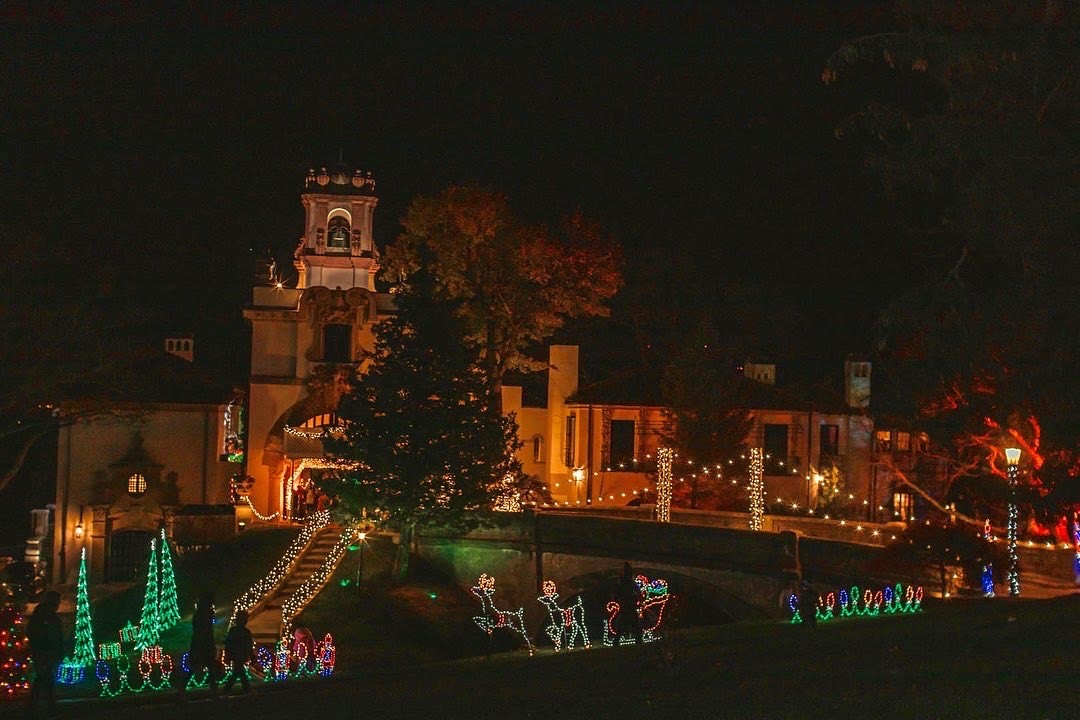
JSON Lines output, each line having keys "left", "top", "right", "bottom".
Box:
{"left": 157, "top": 529, "right": 181, "bottom": 629}
{"left": 135, "top": 539, "right": 160, "bottom": 649}
{"left": 71, "top": 547, "right": 95, "bottom": 666}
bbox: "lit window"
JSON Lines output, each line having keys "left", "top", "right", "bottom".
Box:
{"left": 875, "top": 430, "right": 892, "bottom": 452}
{"left": 127, "top": 473, "right": 147, "bottom": 498}
{"left": 564, "top": 415, "right": 576, "bottom": 467}
{"left": 895, "top": 432, "right": 911, "bottom": 451}
{"left": 532, "top": 435, "right": 544, "bottom": 463}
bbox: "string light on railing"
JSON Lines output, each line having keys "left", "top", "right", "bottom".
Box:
{"left": 232, "top": 510, "right": 330, "bottom": 624}
{"left": 281, "top": 525, "right": 356, "bottom": 638}
{"left": 241, "top": 495, "right": 280, "bottom": 521}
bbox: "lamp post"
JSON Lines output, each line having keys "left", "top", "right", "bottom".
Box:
{"left": 1005, "top": 447, "right": 1021, "bottom": 596}
{"left": 355, "top": 530, "right": 367, "bottom": 593}
{"left": 571, "top": 467, "right": 585, "bottom": 505}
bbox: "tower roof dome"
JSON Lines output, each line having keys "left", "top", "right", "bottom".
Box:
{"left": 304, "top": 161, "right": 376, "bottom": 196}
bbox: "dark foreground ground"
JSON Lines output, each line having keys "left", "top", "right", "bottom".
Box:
{"left": 7, "top": 592, "right": 1077, "bottom": 720}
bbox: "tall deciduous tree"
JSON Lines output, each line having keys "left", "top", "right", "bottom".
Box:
{"left": 825, "top": 1, "right": 1080, "bottom": 525}
{"left": 383, "top": 186, "right": 622, "bottom": 406}
{"left": 325, "top": 258, "right": 528, "bottom": 579}
{"left": 660, "top": 323, "right": 753, "bottom": 509}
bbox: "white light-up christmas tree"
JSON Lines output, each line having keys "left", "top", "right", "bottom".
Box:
{"left": 157, "top": 529, "right": 181, "bottom": 629}
{"left": 71, "top": 547, "right": 95, "bottom": 666}
{"left": 135, "top": 539, "right": 160, "bottom": 649}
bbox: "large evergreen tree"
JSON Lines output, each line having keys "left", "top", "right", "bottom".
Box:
{"left": 325, "top": 259, "right": 527, "bottom": 578}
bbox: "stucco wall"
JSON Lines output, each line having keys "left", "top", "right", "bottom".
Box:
{"left": 53, "top": 404, "right": 234, "bottom": 583}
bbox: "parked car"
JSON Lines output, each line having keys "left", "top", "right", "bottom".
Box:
{"left": 0, "top": 561, "right": 47, "bottom": 603}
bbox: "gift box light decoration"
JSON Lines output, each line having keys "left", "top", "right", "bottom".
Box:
{"left": 118, "top": 622, "right": 138, "bottom": 645}
{"left": 470, "top": 574, "right": 533, "bottom": 655}
{"left": 56, "top": 659, "right": 85, "bottom": 685}
{"left": 788, "top": 582, "right": 924, "bottom": 624}
{"left": 537, "top": 580, "right": 590, "bottom": 652}
{"left": 603, "top": 575, "right": 670, "bottom": 646}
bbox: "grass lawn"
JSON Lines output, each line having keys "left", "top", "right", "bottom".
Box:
{"left": 293, "top": 535, "right": 493, "bottom": 668}
{"left": 84, "top": 526, "right": 298, "bottom": 653}
{"left": 28, "top": 528, "right": 1078, "bottom": 719}
{"left": 65, "top": 591, "right": 1079, "bottom": 720}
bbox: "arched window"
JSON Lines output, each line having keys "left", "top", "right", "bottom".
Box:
{"left": 323, "top": 324, "right": 351, "bottom": 362}
{"left": 300, "top": 413, "right": 337, "bottom": 428}
{"left": 532, "top": 435, "right": 544, "bottom": 463}
{"left": 127, "top": 473, "right": 147, "bottom": 498}
{"left": 327, "top": 216, "right": 350, "bottom": 250}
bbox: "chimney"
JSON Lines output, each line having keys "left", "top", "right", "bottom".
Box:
{"left": 844, "top": 359, "right": 870, "bottom": 409}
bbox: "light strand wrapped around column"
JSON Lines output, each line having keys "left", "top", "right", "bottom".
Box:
{"left": 749, "top": 448, "right": 765, "bottom": 531}
{"left": 656, "top": 447, "right": 673, "bottom": 523}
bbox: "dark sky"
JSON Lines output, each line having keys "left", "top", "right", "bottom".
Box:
{"left": 2, "top": 1, "right": 907, "bottom": 377}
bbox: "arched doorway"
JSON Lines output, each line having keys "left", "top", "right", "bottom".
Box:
{"left": 108, "top": 530, "right": 155, "bottom": 582}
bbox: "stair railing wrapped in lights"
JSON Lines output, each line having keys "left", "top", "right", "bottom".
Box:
{"left": 280, "top": 524, "right": 356, "bottom": 638}
{"left": 788, "top": 582, "right": 924, "bottom": 624}
{"left": 231, "top": 510, "right": 330, "bottom": 625}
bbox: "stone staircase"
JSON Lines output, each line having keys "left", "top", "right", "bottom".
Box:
{"left": 247, "top": 524, "right": 343, "bottom": 646}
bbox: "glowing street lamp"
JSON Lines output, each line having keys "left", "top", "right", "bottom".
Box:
{"left": 1005, "top": 447, "right": 1021, "bottom": 596}
{"left": 355, "top": 530, "right": 368, "bottom": 593}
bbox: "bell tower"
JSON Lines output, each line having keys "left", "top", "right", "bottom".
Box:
{"left": 243, "top": 161, "right": 392, "bottom": 519}
{"left": 293, "top": 163, "right": 380, "bottom": 291}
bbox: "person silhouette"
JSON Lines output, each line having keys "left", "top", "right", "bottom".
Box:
{"left": 27, "top": 591, "right": 64, "bottom": 718}
{"left": 177, "top": 592, "right": 218, "bottom": 700}
{"left": 617, "top": 562, "right": 643, "bottom": 645}
{"left": 222, "top": 610, "right": 254, "bottom": 695}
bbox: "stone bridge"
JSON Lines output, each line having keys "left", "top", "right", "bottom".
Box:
{"left": 414, "top": 509, "right": 908, "bottom": 636}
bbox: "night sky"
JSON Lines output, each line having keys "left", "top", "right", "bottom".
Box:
{"left": 3, "top": 2, "right": 908, "bottom": 380}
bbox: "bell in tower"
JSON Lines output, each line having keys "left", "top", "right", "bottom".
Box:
{"left": 294, "top": 161, "right": 379, "bottom": 292}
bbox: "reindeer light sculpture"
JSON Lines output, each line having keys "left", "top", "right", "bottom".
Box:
{"left": 471, "top": 574, "right": 533, "bottom": 655}
{"left": 537, "top": 580, "right": 590, "bottom": 652}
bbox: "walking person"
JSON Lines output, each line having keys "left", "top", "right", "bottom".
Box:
{"left": 26, "top": 591, "right": 63, "bottom": 719}
{"left": 616, "top": 561, "right": 643, "bottom": 645}
{"left": 799, "top": 580, "right": 818, "bottom": 628}
{"left": 177, "top": 592, "right": 218, "bottom": 700}
{"left": 293, "top": 483, "right": 307, "bottom": 521}
{"left": 222, "top": 610, "right": 254, "bottom": 695}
